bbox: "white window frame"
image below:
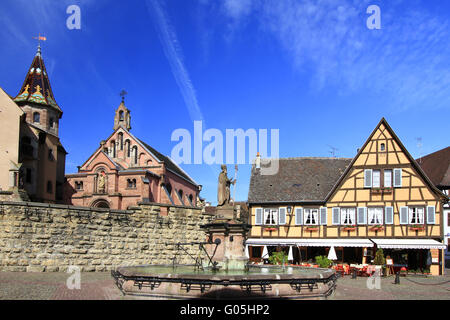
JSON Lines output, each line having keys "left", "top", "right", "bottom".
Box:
{"left": 368, "top": 207, "right": 384, "bottom": 225}
{"left": 384, "top": 169, "right": 392, "bottom": 188}
{"left": 409, "top": 207, "right": 424, "bottom": 224}
{"left": 303, "top": 208, "right": 319, "bottom": 225}
{"left": 372, "top": 170, "right": 381, "bottom": 188}
{"left": 340, "top": 208, "right": 356, "bottom": 225}
{"left": 263, "top": 208, "right": 278, "bottom": 225}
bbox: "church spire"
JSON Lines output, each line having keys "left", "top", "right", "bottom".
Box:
{"left": 14, "top": 42, "right": 62, "bottom": 115}
{"left": 114, "top": 91, "right": 131, "bottom": 131}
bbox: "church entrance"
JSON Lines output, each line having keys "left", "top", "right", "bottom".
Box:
{"left": 92, "top": 199, "right": 110, "bottom": 208}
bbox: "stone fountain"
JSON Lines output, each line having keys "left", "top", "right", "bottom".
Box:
{"left": 111, "top": 165, "right": 337, "bottom": 299}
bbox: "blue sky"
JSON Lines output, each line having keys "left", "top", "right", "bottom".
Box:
{"left": 0, "top": 0, "right": 449, "bottom": 205}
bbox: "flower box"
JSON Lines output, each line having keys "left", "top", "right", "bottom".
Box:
{"left": 305, "top": 226, "right": 319, "bottom": 232}
{"left": 263, "top": 227, "right": 277, "bottom": 232}
{"left": 382, "top": 188, "right": 393, "bottom": 194}
{"left": 341, "top": 226, "right": 356, "bottom": 231}
{"left": 409, "top": 225, "right": 425, "bottom": 231}
{"left": 369, "top": 225, "right": 384, "bottom": 232}
{"left": 371, "top": 188, "right": 382, "bottom": 194}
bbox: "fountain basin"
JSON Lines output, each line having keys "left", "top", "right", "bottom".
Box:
{"left": 112, "top": 264, "right": 337, "bottom": 299}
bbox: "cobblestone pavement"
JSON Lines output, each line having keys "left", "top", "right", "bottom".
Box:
{"left": 0, "top": 270, "right": 449, "bottom": 300}
{"left": 330, "top": 270, "right": 450, "bottom": 300}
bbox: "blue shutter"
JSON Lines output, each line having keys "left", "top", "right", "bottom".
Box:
{"left": 332, "top": 207, "right": 340, "bottom": 225}
{"left": 393, "top": 169, "right": 402, "bottom": 187}
{"left": 426, "top": 206, "right": 435, "bottom": 224}
{"left": 255, "top": 208, "right": 262, "bottom": 225}
{"left": 295, "top": 208, "right": 303, "bottom": 225}
{"left": 364, "top": 169, "right": 373, "bottom": 188}
{"left": 357, "top": 207, "right": 367, "bottom": 225}
{"left": 320, "top": 207, "right": 327, "bottom": 225}
{"left": 400, "top": 206, "right": 408, "bottom": 225}
{"left": 385, "top": 206, "right": 394, "bottom": 224}
{"left": 279, "top": 208, "right": 286, "bottom": 225}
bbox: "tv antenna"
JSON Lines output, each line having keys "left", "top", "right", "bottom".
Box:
{"left": 328, "top": 145, "right": 339, "bottom": 158}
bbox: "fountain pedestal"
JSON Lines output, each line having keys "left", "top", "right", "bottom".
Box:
{"left": 201, "top": 205, "right": 251, "bottom": 271}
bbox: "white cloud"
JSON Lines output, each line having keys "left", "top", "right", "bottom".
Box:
{"left": 205, "top": 0, "right": 450, "bottom": 111}
{"left": 146, "top": 0, "right": 204, "bottom": 121}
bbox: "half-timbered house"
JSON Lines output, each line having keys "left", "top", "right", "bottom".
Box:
{"left": 247, "top": 118, "right": 448, "bottom": 275}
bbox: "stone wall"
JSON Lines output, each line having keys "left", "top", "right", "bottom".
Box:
{"left": 0, "top": 201, "right": 214, "bottom": 272}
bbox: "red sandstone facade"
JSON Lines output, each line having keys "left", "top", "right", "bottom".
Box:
{"left": 64, "top": 101, "right": 200, "bottom": 209}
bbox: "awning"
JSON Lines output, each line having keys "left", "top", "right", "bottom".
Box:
{"left": 371, "top": 239, "right": 446, "bottom": 250}
{"left": 246, "top": 238, "right": 374, "bottom": 248}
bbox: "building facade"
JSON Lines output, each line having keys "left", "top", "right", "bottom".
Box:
{"left": 247, "top": 118, "right": 447, "bottom": 275}
{"left": 417, "top": 146, "right": 450, "bottom": 263}
{"left": 64, "top": 100, "right": 200, "bottom": 210}
{"left": 0, "top": 45, "right": 66, "bottom": 203}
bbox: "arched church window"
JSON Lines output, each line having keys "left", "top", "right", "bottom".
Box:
{"left": 133, "top": 146, "right": 138, "bottom": 165}
{"left": 118, "top": 132, "right": 123, "bottom": 150}
{"left": 125, "top": 140, "right": 131, "bottom": 157}
{"left": 33, "top": 112, "right": 40, "bottom": 123}
{"left": 111, "top": 140, "right": 116, "bottom": 158}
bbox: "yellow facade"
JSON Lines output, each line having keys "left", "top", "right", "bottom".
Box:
{"left": 248, "top": 119, "right": 447, "bottom": 275}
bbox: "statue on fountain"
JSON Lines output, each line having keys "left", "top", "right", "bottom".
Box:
{"left": 217, "top": 164, "right": 235, "bottom": 207}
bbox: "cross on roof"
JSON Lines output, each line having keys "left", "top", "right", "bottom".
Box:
{"left": 120, "top": 89, "right": 127, "bottom": 102}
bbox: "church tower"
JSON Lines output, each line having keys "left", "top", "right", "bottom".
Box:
{"left": 113, "top": 98, "right": 131, "bottom": 131}
{"left": 14, "top": 44, "right": 62, "bottom": 136}
{"left": 13, "top": 44, "right": 66, "bottom": 203}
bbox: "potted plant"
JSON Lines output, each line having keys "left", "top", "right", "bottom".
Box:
{"left": 341, "top": 224, "right": 357, "bottom": 231}
{"left": 373, "top": 248, "right": 386, "bottom": 275}
{"left": 409, "top": 224, "right": 425, "bottom": 231}
{"left": 382, "top": 187, "right": 393, "bottom": 194}
{"left": 314, "top": 255, "right": 333, "bottom": 268}
{"left": 369, "top": 224, "right": 384, "bottom": 231}
{"left": 268, "top": 251, "right": 288, "bottom": 265}
{"left": 372, "top": 188, "right": 382, "bottom": 194}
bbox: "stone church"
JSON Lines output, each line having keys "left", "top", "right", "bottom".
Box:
{"left": 0, "top": 45, "right": 66, "bottom": 203}
{"left": 64, "top": 100, "right": 201, "bottom": 210}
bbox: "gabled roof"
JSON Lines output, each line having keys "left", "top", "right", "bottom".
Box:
{"left": 14, "top": 45, "right": 61, "bottom": 113}
{"left": 325, "top": 118, "right": 447, "bottom": 201}
{"left": 137, "top": 138, "right": 198, "bottom": 186}
{"left": 416, "top": 146, "right": 450, "bottom": 188}
{"left": 248, "top": 157, "right": 352, "bottom": 204}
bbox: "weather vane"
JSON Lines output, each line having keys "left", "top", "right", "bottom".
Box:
{"left": 120, "top": 89, "right": 127, "bottom": 103}
{"left": 33, "top": 33, "right": 47, "bottom": 46}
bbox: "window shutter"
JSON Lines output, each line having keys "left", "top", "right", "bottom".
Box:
{"left": 295, "top": 208, "right": 303, "bottom": 225}
{"left": 364, "top": 169, "right": 373, "bottom": 188}
{"left": 393, "top": 169, "right": 402, "bottom": 187}
{"left": 385, "top": 206, "right": 394, "bottom": 225}
{"left": 357, "top": 207, "right": 367, "bottom": 225}
{"left": 400, "top": 206, "right": 408, "bottom": 225}
{"left": 279, "top": 208, "right": 286, "bottom": 225}
{"left": 255, "top": 208, "right": 262, "bottom": 225}
{"left": 332, "top": 207, "right": 340, "bottom": 225}
{"left": 426, "top": 206, "right": 436, "bottom": 224}
{"left": 320, "top": 207, "right": 327, "bottom": 225}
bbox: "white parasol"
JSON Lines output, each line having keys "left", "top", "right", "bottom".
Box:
{"left": 288, "top": 246, "right": 293, "bottom": 261}
{"left": 328, "top": 246, "right": 337, "bottom": 260}
{"left": 262, "top": 246, "right": 269, "bottom": 259}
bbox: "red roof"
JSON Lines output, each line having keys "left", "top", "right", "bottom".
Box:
{"left": 14, "top": 45, "right": 61, "bottom": 114}
{"left": 417, "top": 146, "right": 450, "bottom": 188}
